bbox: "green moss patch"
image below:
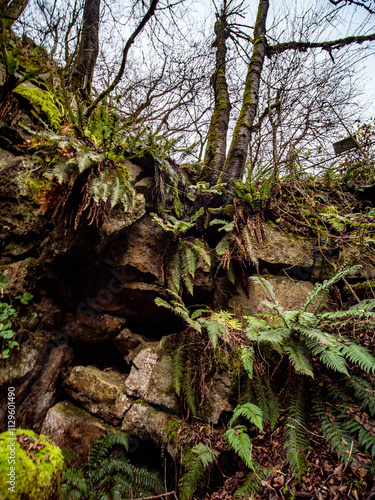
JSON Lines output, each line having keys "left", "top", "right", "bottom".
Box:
{"left": 0, "top": 429, "right": 64, "bottom": 499}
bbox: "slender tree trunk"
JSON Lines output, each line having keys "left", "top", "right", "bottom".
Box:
{"left": 201, "top": 8, "right": 231, "bottom": 185}
{"left": 85, "top": 0, "right": 159, "bottom": 120}
{"left": 70, "top": 0, "right": 100, "bottom": 99}
{"left": 219, "top": 0, "right": 269, "bottom": 183}
{"left": 0, "top": 0, "right": 29, "bottom": 34}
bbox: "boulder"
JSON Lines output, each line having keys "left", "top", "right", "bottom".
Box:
{"left": 114, "top": 328, "right": 148, "bottom": 364}
{"left": 337, "top": 244, "right": 375, "bottom": 280}
{"left": 98, "top": 193, "right": 146, "bottom": 248}
{"left": 0, "top": 343, "right": 38, "bottom": 387}
{"left": 41, "top": 401, "right": 114, "bottom": 465}
{"left": 121, "top": 402, "right": 168, "bottom": 442}
{"left": 64, "top": 365, "right": 131, "bottom": 424}
{"left": 200, "top": 371, "right": 233, "bottom": 424}
{"left": 228, "top": 275, "right": 328, "bottom": 318}
{"left": 256, "top": 222, "right": 316, "bottom": 269}
{"left": 103, "top": 215, "right": 169, "bottom": 284}
{"left": 124, "top": 343, "right": 179, "bottom": 413}
{"left": 124, "top": 160, "right": 143, "bottom": 183}
{"left": 64, "top": 313, "right": 126, "bottom": 344}
{"left": 0, "top": 149, "right": 47, "bottom": 262}
{"left": 0, "top": 257, "right": 38, "bottom": 296}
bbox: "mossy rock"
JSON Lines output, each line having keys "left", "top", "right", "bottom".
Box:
{"left": 0, "top": 429, "right": 64, "bottom": 499}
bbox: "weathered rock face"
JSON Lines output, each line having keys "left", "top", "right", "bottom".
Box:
{"left": 102, "top": 214, "right": 169, "bottom": 284}
{"left": 41, "top": 401, "right": 114, "bottom": 465}
{"left": 0, "top": 342, "right": 38, "bottom": 386}
{"left": 124, "top": 345, "right": 179, "bottom": 413}
{"left": 114, "top": 328, "right": 148, "bottom": 363}
{"left": 64, "top": 313, "right": 127, "bottom": 344}
{"left": 64, "top": 365, "right": 131, "bottom": 424}
{"left": 2, "top": 115, "right": 370, "bottom": 477}
{"left": 121, "top": 402, "right": 168, "bottom": 443}
{"left": 337, "top": 244, "right": 375, "bottom": 280}
{"left": 0, "top": 341, "right": 74, "bottom": 432}
{"left": 98, "top": 193, "right": 146, "bottom": 246}
{"left": 256, "top": 222, "right": 316, "bottom": 268}
{"left": 228, "top": 274, "right": 328, "bottom": 318}
{"left": 200, "top": 371, "right": 233, "bottom": 424}
{"left": 0, "top": 148, "right": 48, "bottom": 264}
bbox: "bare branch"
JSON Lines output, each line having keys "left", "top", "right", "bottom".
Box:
{"left": 268, "top": 32, "right": 375, "bottom": 56}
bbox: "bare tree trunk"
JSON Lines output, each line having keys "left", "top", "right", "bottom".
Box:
{"left": 219, "top": 0, "right": 269, "bottom": 183}
{"left": 0, "top": 0, "right": 29, "bottom": 33}
{"left": 70, "top": 0, "right": 100, "bottom": 99}
{"left": 201, "top": 6, "right": 231, "bottom": 185}
{"left": 85, "top": 0, "right": 159, "bottom": 120}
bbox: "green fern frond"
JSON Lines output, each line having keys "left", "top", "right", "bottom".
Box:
{"left": 295, "top": 325, "right": 334, "bottom": 346}
{"left": 193, "top": 240, "right": 211, "bottom": 267}
{"left": 62, "top": 468, "right": 89, "bottom": 499}
{"left": 241, "top": 347, "right": 254, "bottom": 379}
{"left": 91, "top": 457, "right": 133, "bottom": 483}
{"left": 89, "top": 432, "right": 129, "bottom": 470}
{"left": 227, "top": 263, "right": 236, "bottom": 284}
{"left": 244, "top": 315, "right": 271, "bottom": 341}
{"left": 129, "top": 465, "right": 164, "bottom": 494}
{"left": 216, "top": 233, "right": 232, "bottom": 256}
{"left": 233, "top": 465, "right": 269, "bottom": 498}
{"left": 180, "top": 443, "right": 218, "bottom": 500}
{"left": 344, "top": 418, "right": 375, "bottom": 458}
{"left": 257, "top": 327, "right": 291, "bottom": 344}
{"left": 303, "top": 265, "right": 361, "bottom": 311}
{"left": 225, "top": 425, "right": 255, "bottom": 470}
{"left": 155, "top": 293, "right": 202, "bottom": 331}
{"left": 305, "top": 338, "right": 349, "bottom": 375}
{"left": 229, "top": 403, "right": 263, "bottom": 431}
{"left": 168, "top": 252, "right": 181, "bottom": 294}
{"left": 172, "top": 346, "right": 185, "bottom": 397}
{"left": 253, "top": 376, "right": 280, "bottom": 430}
{"left": 184, "top": 273, "right": 195, "bottom": 296}
{"left": 340, "top": 341, "right": 375, "bottom": 374}
{"left": 250, "top": 276, "right": 277, "bottom": 304}
{"left": 285, "top": 343, "right": 314, "bottom": 378}
{"left": 284, "top": 310, "right": 319, "bottom": 328}
{"left": 314, "top": 396, "right": 356, "bottom": 463}
{"left": 90, "top": 169, "right": 135, "bottom": 210}
{"left": 182, "top": 364, "right": 197, "bottom": 416}
{"left": 284, "top": 383, "right": 310, "bottom": 479}
{"left": 184, "top": 244, "right": 197, "bottom": 278}
{"left": 346, "top": 377, "right": 375, "bottom": 417}
{"left": 349, "top": 299, "right": 375, "bottom": 312}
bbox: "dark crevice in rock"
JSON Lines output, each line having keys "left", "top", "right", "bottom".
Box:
{"left": 72, "top": 341, "right": 130, "bottom": 373}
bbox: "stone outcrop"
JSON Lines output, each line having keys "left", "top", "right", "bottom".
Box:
{"left": 64, "top": 313, "right": 127, "bottom": 344}
{"left": 1, "top": 110, "right": 372, "bottom": 479}
{"left": 228, "top": 274, "right": 329, "bottom": 318}
{"left": 201, "top": 371, "right": 233, "bottom": 424}
{"left": 64, "top": 365, "right": 131, "bottom": 424}
{"left": 255, "top": 222, "right": 316, "bottom": 269}
{"left": 124, "top": 345, "right": 179, "bottom": 413}
{"left": 41, "top": 401, "right": 114, "bottom": 464}
{"left": 114, "top": 328, "right": 148, "bottom": 363}
{"left": 102, "top": 214, "right": 169, "bottom": 284}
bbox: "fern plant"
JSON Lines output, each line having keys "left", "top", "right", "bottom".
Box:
{"left": 211, "top": 201, "right": 266, "bottom": 282}
{"left": 159, "top": 265, "right": 375, "bottom": 490}
{"left": 180, "top": 443, "right": 218, "bottom": 500}
{"left": 40, "top": 147, "right": 135, "bottom": 229}
{"left": 61, "top": 432, "right": 164, "bottom": 500}
{"left": 242, "top": 268, "right": 375, "bottom": 476}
